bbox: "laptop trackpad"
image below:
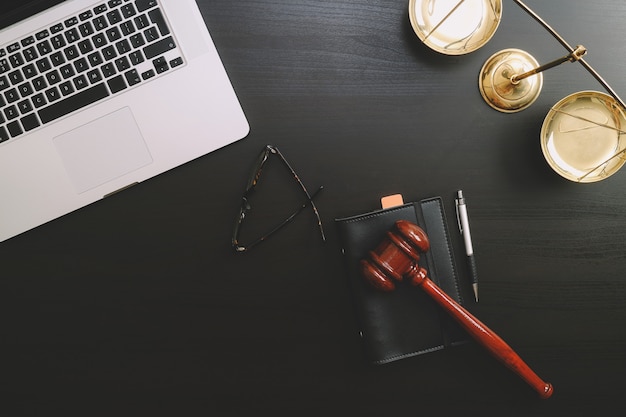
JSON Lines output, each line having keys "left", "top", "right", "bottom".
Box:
{"left": 53, "top": 107, "right": 153, "bottom": 194}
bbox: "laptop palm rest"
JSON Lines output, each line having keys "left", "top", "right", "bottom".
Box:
{"left": 53, "top": 107, "right": 153, "bottom": 194}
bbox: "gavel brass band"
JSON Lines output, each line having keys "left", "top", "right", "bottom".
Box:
{"left": 360, "top": 220, "right": 554, "bottom": 399}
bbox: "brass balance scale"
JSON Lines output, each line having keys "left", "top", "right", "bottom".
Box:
{"left": 408, "top": 0, "right": 626, "bottom": 183}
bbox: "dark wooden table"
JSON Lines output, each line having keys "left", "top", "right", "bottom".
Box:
{"left": 2, "top": 0, "right": 625, "bottom": 415}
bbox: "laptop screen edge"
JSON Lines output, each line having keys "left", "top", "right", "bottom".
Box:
{"left": 0, "top": 0, "right": 66, "bottom": 31}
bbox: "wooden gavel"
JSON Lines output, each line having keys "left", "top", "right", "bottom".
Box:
{"left": 361, "top": 220, "right": 554, "bottom": 399}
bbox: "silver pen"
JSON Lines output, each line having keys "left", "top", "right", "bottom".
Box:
{"left": 455, "top": 190, "right": 479, "bottom": 302}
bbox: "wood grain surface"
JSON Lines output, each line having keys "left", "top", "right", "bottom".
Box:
{"left": 1, "top": 0, "right": 625, "bottom": 415}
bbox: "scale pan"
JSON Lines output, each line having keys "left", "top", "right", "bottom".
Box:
{"left": 409, "top": 0, "right": 502, "bottom": 55}
{"left": 541, "top": 91, "right": 626, "bottom": 183}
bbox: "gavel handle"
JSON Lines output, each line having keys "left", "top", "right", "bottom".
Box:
{"left": 418, "top": 276, "right": 554, "bottom": 399}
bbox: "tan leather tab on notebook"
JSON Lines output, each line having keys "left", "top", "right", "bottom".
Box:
{"left": 381, "top": 194, "right": 404, "bottom": 209}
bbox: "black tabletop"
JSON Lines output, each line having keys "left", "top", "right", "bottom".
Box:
{"left": 2, "top": 0, "right": 626, "bottom": 415}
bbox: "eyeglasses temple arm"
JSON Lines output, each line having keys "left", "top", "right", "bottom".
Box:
{"left": 284, "top": 185, "right": 324, "bottom": 226}
{"left": 232, "top": 185, "right": 324, "bottom": 252}
{"left": 272, "top": 146, "right": 325, "bottom": 241}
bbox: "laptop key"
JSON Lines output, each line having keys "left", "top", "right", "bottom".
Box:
{"left": 136, "top": 0, "right": 158, "bottom": 12}
{"left": 39, "top": 82, "right": 109, "bottom": 124}
{"left": 124, "top": 69, "right": 141, "bottom": 86}
{"left": 143, "top": 36, "right": 176, "bottom": 59}
{"left": 144, "top": 27, "right": 159, "bottom": 43}
{"left": 129, "top": 34, "right": 145, "bottom": 48}
{"left": 60, "top": 64, "right": 75, "bottom": 80}
{"left": 7, "top": 43, "right": 20, "bottom": 53}
{"left": 21, "top": 113, "right": 40, "bottom": 131}
{"left": 37, "top": 40, "right": 52, "bottom": 56}
{"left": 134, "top": 14, "right": 150, "bottom": 29}
{"left": 46, "top": 70, "right": 62, "bottom": 85}
{"left": 64, "top": 45, "right": 79, "bottom": 60}
{"left": 101, "top": 63, "right": 116, "bottom": 78}
{"left": 7, "top": 120, "right": 23, "bottom": 137}
{"left": 36, "top": 57, "right": 52, "bottom": 72}
{"left": 79, "top": 11, "right": 94, "bottom": 21}
{"left": 32, "top": 93, "right": 47, "bottom": 108}
{"left": 21, "top": 36, "right": 36, "bottom": 47}
{"left": 0, "top": 75, "right": 9, "bottom": 90}
{"left": 102, "top": 46, "right": 117, "bottom": 61}
{"left": 22, "top": 64, "right": 38, "bottom": 79}
{"left": 148, "top": 8, "right": 170, "bottom": 36}
{"left": 64, "top": 17, "right": 79, "bottom": 28}
{"left": 45, "top": 87, "right": 61, "bottom": 102}
{"left": 18, "top": 99, "right": 33, "bottom": 114}
{"left": 18, "top": 82, "right": 34, "bottom": 98}
{"left": 153, "top": 57, "right": 168, "bottom": 74}
{"left": 92, "top": 33, "right": 108, "bottom": 48}
{"left": 0, "top": 126, "right": 9, "bottom": 142}
{"left": 73, "top": 75, "right": 89, "bottom": 90}
{"left": 115, "top": 57, "right": 130, "bottom": 72}
{"left": 59, "top": 81, "right": 74, "bottom": 96}
{"left": 35, "top": 30, "right": 50, "bottom": 40}
{"left": 5, "top": 88, "right": 19, "bottom": 103}
{"left": 121, "top": 4, "right": 137, "bottom": 18}
{"left": 78, "top": 39, "right": 94, "bottom": 54}
{"left": 50, "top": 23, "right": 64, "bottom": 34}
{"left": 170, "top": 57, "right": 183, "bottom": 68}
{"left": 94, "top": 5, "right": 108, "bottom": 15}
{"left": 23, "top": 47, "right": 38, "bottom": 62}
{"left": 50, "top": 51, "right": 65, "bottom": 66}
{"left": 50, "top": 35, "right": 66, "bottom": 49}
{"left": 32, "top": 76, "right": 47, "bottom": 91}
{"left": 115, "top": 39, "right": 132, "bottom": 54}
{"left": 79, "top": 22, "right": 95, "bottom": 37}
{"left": 141, "top": 69, "right": 155, "bottom": 80}
{"left": 74, "top": 58, "right": 89, "bottom": 73}
{"left": 128, "top": 50, "right": 144, "bottom": 65}
{"left": 106, "top": 27, "right": 122, "bottom": 43}
{"left": 121, "top": 21, "right": 136, "bottom": 36}
{"left": 88, "top": 51, "right": 104, "bottom": 66}
{"left": 64, "top": 28, "right": 80, "bottom": 44}
{"left": 0, "top": 59, "right": 10, "bottom": 74}
{"left": 8, "top": 70, "right": 24, "bottom": 85}
{"left": 9, "top": 53, "right": 25, "bottom": 68}
{"left": 87, "top": 69, "right": 103, "bottom": 83}
{"left": 107, "top": 10, "right": 123, "bottom": 25}
{"left": 107, "top": 74, "right": 127, "bottom": 93}
{"left": 93, "top": 16, "right": 108, "bottom": 31}
{"left": 4, "top": 105, "right": 19, "bottom": 120}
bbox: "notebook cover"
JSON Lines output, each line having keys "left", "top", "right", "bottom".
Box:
{"left": 335, "top": 197, "right": 469, "bottom": 365}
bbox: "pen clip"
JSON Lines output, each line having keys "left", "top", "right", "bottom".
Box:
{"left": 455, "top": 197, "right": 463, "bottom": 234}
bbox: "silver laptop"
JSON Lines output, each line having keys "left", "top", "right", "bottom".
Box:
{"left": 0, "top": 0, "right": 249, "bottom": 242}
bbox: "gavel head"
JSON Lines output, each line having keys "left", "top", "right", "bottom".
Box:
{"left": 360, "top": 220, "right": 430, "bottom": 292}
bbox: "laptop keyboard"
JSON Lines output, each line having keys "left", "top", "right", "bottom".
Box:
{"left": 0, "top": 0, "right": 184, "bottom": 143}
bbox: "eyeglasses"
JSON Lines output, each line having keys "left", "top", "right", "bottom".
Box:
{"left": 232, "top": 144, "right": 326, "bottom": 252}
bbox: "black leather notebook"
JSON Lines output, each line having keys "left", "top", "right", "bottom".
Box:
{"left": 335, "top": 197, "right": 469, "bottom": 365}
